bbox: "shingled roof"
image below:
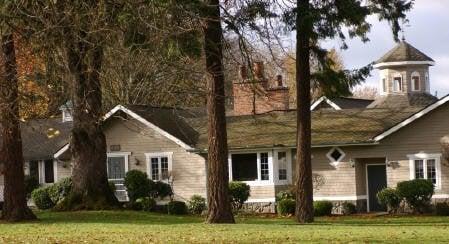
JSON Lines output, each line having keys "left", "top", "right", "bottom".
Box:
{"left": 312, "top": 96, "right": 374, "bottom": 110}
{"left": 368, "top": 93, "right": 438, "bottom": 109}
{"left": 375, "top": 41, "right": 434, "bottom": 64}
{"left": 186, "top": 107, "right": 423, "bottom": 150}
{"left": 0, "top": 118, "right": 72, "bottom": 161}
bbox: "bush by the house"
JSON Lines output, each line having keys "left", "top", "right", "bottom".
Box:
{"left": 377, "top": 187, "right": 401, "bottom": 213}
{"left": 275, "top": 190, "right": 295, "bottom": 202}
{"left": 31, "top": 187, "right": 55, "bottom": 210}
{"left": 152, "top": 181, "right": 173, "bottom": 199}
{"left": 124, "top": 170, "right": 153, "bottom": 202}
{"left": 167, "top": 201, "right": 187, "bottom": 215}
{"left": 397, "top": 179, "right": 434, "bottom": 213}
{"left": 124, "top": 201, "right": 143, "bottom": 211}
{"left": 314, "top": 201, "right": 333, "bottom": 216}
{"left": 435, "top": 202, "right": 449, "bottom": 216}
{"left": 47, "top": 177, "right": 72, "bottom": 205}
{"left": 188, "top": 195, "right": 207, "bottom": 215}
{"left": 229, "top": 182, "right": 250, "bottom": 210}
{"left": 136, "top": 197, "right": 156, "bottom": 211}
{"left": 24, "top": 175, "right": 40, "bottom": 199}
{"left": 341, "top": 202, "right": 357, "bottom": 215}
{"left": 277, "top": 199, "right": 295, "bottom": 216}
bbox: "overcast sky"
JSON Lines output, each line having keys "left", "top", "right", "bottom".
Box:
{"left": 321, "top": 0, "right": 449, "bottom": 98}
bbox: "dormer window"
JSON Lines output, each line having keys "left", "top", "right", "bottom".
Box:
{"left": 411, "top": 72, "right": 420, "bottom": 91}
{"left": 60, "top": 101, "right": 73, "bottom": 122}
{"left": 393, "top": 75, "right": 402, "bottom": 92}
{"left": 62, "top": 109, "right": 73, "bottom": 122}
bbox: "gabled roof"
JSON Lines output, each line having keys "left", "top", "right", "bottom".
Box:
{"left": 374, "top": 41, "right": 434, "bottom": 67}
{"left": 311, "top": 96, "right": 374, "bottom": 111}
{"left": 55, "top": 105, "right": 200, "bottom": 158}
{"left": 373, "top": 94, "right": 449, "bottom": 141}
{"left": 10, "top": 93, "right": 449, "bottom": 161}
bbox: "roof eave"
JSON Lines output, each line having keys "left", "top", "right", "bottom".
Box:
{"left": 373, "top": 60, "right": 435, "bottom": 69}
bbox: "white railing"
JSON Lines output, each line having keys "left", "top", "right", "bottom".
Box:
{"left": 0, "top": 185, "right": 4, "bottom": 202}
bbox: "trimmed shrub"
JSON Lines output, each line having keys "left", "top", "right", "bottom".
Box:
{"left": 276, "top": 190, "right": 295, "bottom": 202}
{"left": 124, "top": 201, "right": 143, "bottom": 211}
{"left": 277, "top": 199, "right": 295, "bottom": 216}
{"left": 31, "top": 187, "right": 54, "bottom": 210}
{"left": 153, "top": 181, "right": 173, "bottom": 199}
{"left": 397, "top": 179, "right": 434, "bottom": 213}
{"left": 229, "top": 182, "right": 250, "bottom": 210}
{"left": 314, "top": 201, "right": 333, "bottom": 216}
{"left": 377, "top": 187, "right": 401, "bottom": 213}
{"left": 124, "top": 170, "right": 152, "bottom": 202}
{"left": 435, "top": 202, "right": 449, "bottom": 216}
{"left": 341, "top": 202, "right": 357, "bottom": 215}
{"left": 24, "top": 175, "right": 40, "bottom": 199}
{"left": 136, "top": 197, "right": 156, "bottom": 212}
{"left": 188, "top": 195, "right": 207, "bottom": 215}
{"left": 168, "top": 201, "right": 187, "bottom": 215}
{"left": 47, "top": 177, "right": 72, "bottom": 205}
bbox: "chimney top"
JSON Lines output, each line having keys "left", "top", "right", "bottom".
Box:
{"left": 239, "top": 65, "right": 248, "bottom": 80}
{"left": 276, "top": 75, "right": 283, "bottom": 87}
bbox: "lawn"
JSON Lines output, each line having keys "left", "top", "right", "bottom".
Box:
{"left": 1, "top": 211, "right": 449, "bottom": 243}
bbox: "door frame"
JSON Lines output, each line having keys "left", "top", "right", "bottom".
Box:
{"left": 365, "top": 163, "right": 387, "bottom": 212}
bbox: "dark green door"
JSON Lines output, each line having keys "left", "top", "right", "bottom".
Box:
{"left": 367, "top": 164, "right": 387, "bottom": 212}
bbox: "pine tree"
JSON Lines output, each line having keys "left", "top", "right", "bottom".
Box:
{"left": 288, "top": 0, "right": 414, "bottom": 223}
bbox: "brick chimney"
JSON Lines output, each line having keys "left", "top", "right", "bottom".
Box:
{"left": 233, "top": 62, "right": 289, "bottom": 116}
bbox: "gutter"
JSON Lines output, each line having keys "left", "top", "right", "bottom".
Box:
{"left": 187, "top": 141, "right": 380, "bottom": 153}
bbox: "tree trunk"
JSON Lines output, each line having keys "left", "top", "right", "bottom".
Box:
{"left": 295, "top": 0, "right": 314, "bottom": 223}
{"left": 203, "top": 0, "right": 235, "bottom": 224}
{"left": 56, "top": 32, "right": 119, "bottom": 210}
{"left": 0, "top": 34, "right": 36, "bottom": 221}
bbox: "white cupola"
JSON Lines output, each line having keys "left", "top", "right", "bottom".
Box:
{"left": 373, "top": 40, "right": 435, "bottom": 96}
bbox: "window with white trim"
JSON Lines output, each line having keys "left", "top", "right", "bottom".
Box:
{"left": 326, "top": 147, "right": 345, "bottom": 165}
{"left": 411, "top": 71, "right": 420, "bottom": 91}
{"left": 408, "top": 153, "right": 441, "bottom": 188}
{"left": 260, "top": 153, "right": 269, "bottom": 180}
{"left": 277, "top": 152, "right": 287, "bottom": 181}
{"left": 230, "top": 152, "right": 272, "bottom": 182}
{"left": 146, "top": 152, "right": 172, "bottom": 181}
{"left": 27, "top": 160, "right": 55, "bottom": 184}
{"left": 393, "top": 75, "right": 402, "bottom": 92}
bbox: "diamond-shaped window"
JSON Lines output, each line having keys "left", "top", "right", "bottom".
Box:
{"left": 326, "top": 147, "right": 345, "bottom": 163}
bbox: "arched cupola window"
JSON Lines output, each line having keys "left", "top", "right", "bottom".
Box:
{"left": 411, "top": 71, "right": 420, "bottom": 91}
{"left": 393, "top": 74, "right": 403, "bottom": 92}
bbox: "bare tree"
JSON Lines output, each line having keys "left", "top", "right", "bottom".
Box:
{"left": 352, "top": 86, "right": 378, "bottom": 100}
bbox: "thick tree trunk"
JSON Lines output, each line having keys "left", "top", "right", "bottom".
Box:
{"left": 57, "top": 33, "right": 118, "bottom": 210}
{"left": 203, "top": 0, "right": 235, "bottom": 224}
{"left": 0, "top": 34, "right": 36, "bottom": 221}
{"left": 295, "top": 0, "right": 314, "bottom": 223}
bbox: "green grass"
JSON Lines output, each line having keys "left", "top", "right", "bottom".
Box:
{"left": 1, "top": 211, "right": 449, "bottom": 243}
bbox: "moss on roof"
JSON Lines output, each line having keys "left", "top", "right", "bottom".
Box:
{"left": 187, "top": 107, "right": 423, "bottom": 150}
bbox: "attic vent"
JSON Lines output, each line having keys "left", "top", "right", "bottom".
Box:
{"left": 327, "top": 147, "right": 345, "bottom": 164}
